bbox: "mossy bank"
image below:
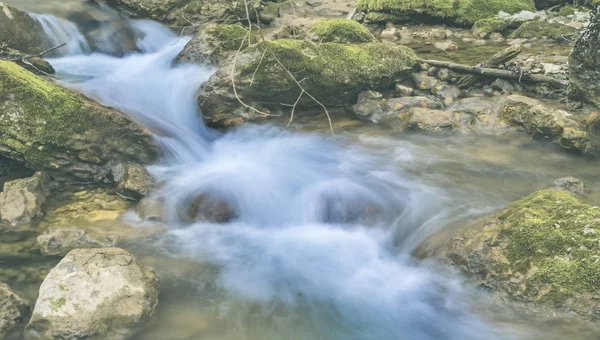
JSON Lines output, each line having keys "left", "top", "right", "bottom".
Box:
{"left": 0, "top": 60, "right": 157, "bottom": 181}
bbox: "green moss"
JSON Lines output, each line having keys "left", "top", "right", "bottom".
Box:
{"left": 472, "top": 18, "right": 510, "bottom": 34}
{"left": 509, "top": 21, "right": 578, "bottom": 41}
{"left": 309, "top": 19, "right": 376, "bottom": 43}
{"left": 557, "top": 5, "right": 575, "bottom": 16}
{"left": 201, "top": 24, "right": 249, "bottom": 51}
{"left": 355, "top": 0, "right": 536, "bottom": 25}
{"left": 500, "top": 190, "right": 600, "bottom": 297}
{"left": 0, "top": 60, "right": 93, "bottom": 164}
{"left": 236, "top": 39, "right": 417, "bottom": 106}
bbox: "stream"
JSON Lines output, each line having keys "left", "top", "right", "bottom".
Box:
{"left": 4, "top": 1, "right": 600, "bottom": 339}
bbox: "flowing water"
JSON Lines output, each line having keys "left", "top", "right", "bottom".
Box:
{"left": 4, "top": 1, "right": 600, "bottom": 339}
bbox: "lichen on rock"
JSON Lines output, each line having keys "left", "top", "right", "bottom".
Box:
{"left": 509, "top": 20, "right": 578, "bottom": 42}
{"left": 437, "top": 188, "right": 600, "bottom": 321}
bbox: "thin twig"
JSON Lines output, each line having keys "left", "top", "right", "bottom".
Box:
{"left": 287, "top": 90, "right": 304, "bottom": 126}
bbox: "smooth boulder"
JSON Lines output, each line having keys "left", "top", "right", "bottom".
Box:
{"left": 0, "top": 172, "right": 50, "bottom": 224}
{"left": 0, "top": 3, "right": 45, "bottom": 54}
{"left": 0, "top": 60, "right": 157, "bottom": 181}
{"left": 569, "top": 8, "right": 600, "bottom": 108}
{"left": 198, "top": 40, "right": 418, "bottom": 128}
{"left": 111, "top": 163, "right": 155, "bottom": 200}
{"left": 26, "top": 248, "right": 159, "bottom": 340}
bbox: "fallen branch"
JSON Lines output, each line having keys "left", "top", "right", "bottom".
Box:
{"left": 10, "top": 42, "right": 67, "bottom": 61}
{"left": 418, "top": 58, "right": 568, "bottom": 87}
{"left": 455, "top": 44, "right": 522, "bottom": 88}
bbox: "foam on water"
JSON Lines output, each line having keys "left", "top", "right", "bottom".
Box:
{"left": 43, "top": 14, "right": 506, "bottom": 340}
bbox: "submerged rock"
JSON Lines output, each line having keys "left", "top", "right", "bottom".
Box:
{"left": 0, "top": 172, "right": 51, "bottom": 224}
{"left": 0, "top": 281, "right": 30, "bottom": 339}
{"left": 37, "top": 228, "right": 119, "bottom": 256}
{"left": 352, "top": 96, "right": 442, "bottom": 123}
{"left": 111, "top": 163, "right": 155, "bottom": 200}
{"left": 355, "top": 0, "right": 535, "bottom": 26}
{"left": 26, "top": 248, "right": 159, "bottom": 340}
{"left": 436, "top": 189, "right": 600, "bottom": 321}
{"left": 569, "top": 8, "right": 600, "bottom": 108}
{"left": 199, "top": 40, "right": 417, "bottom": 128}
{"left": 0, "top": 3, "right": 45, "bottom": 54}
{"left": 551, "top": 176, "right": 586, "bottom": 196}
{"left": 0, "top": 60, "right": 157, "bottom": 181}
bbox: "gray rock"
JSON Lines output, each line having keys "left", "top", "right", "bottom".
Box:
{"left": 0, "top": 4, "right": 46, "bottom": 54}
{"left": 112, "top": 163, "right": 154, "bottom": 200}
{"left": 37, "top": 228, "right": 119, "bottom": 256}
{"left": 395, "top": 84, "right": 415, "bottom": 96}
{"left": 0, "top": 281, "right": 30, "bottom": 339}
{"left": 352, "top": 96, "right": 442, "bottom": 123}
{"left": 26, "top": 248, "right": 159, "bottom": 340}
{"left": 411, "top": 73, "right": 438, "bottom": 91}
{"left": 0, "top": 172, "right": 50, "bottom": 224}
{"left": 551, "top": 177, "right": 586, "bottom": 196}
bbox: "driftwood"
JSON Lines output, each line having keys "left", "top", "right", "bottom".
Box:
{"left": 8, "top": 43, "right": 66, "bottom": 77}
{"left": 455, "top": 45, "right": 522, "bottom": 88}
{"left": 418, "top": 58, "right": 568, "bottom": 87}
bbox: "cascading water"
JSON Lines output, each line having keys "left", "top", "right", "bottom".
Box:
{"left": 35, "top": 11, "right": 517, "bottom": 340}
{"left": 30, "top": 13, "right": 90, "bottom": 55}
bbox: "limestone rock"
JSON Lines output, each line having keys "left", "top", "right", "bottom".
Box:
{"left": 26, "top": 248, "right": 159, "bottom": 340}
{"left": 0, "top": 60, "right": 157, "bottom": 181}
{"left": 112, "top": 163, "right": 155, "bottom": 200}
{"left": 135, "top": 197, "right": 165, "bottom": 221}
{"left": 0, "top": 172, "right": 51, "bottom": 224}
{"left": 551, "top": 176, "right": 586, "bottom": 196}
{"left": 569, "top": 9, "right": 600, "bottom": 108}
{"left": 37, "top": 228, "right": 119, "bottom": 256}
{"left": 498, "top": 95, "right": 600, "bottom": 155}
{"left": 0, "top": 281, "right": 30, "bottom": 339}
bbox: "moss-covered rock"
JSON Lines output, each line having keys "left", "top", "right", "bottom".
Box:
{"left": 472, "top": 18, "right": 510, "bottom": 36}
{"left": 356, "top": 0, "right": 536, "bottom": 26}
{"left": 103, "top": 0, "right": 260, "bottom": 26}
{"left": 0, "top": 3, "right": 46, "bottom": 54}
{"left": 569, "top": 9, "right": 600, "bottom": 108}
{"left": 557, "top": 5, "right": 576, "bottom": 16}
{"left": 0, "top": 60, "right": 157, "bottom": 181}
{"left": 509, "top": 21, "right": 578, "bottom": 42}
{"left": 309, "top": 19, "right": 377, "bottom": 43}
{"left": 176, "top": 23, "right": 249, "bottom": 66}
{"left": 198, "top": 39, "right": 418, "bottom": 128}
{"left": 437, "top": 189, "right": 600, "bottom": 321}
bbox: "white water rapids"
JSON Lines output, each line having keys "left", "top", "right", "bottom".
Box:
{"left": 26, "top": 10, "right": 532, "bottom": 340}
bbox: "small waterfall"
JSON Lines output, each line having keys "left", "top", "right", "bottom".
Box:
{"left": 30, "top": 13, "right": 90, "bottom": 56}
{"left": 43, "top": 18, "right": 506, "bottom": 340}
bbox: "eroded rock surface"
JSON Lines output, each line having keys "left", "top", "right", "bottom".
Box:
{"left": 26, "top": 248, "right": 159, "bottom": 340}
{"left": 0, "top": 172, "right": 51, "bottom": 224}
{"left": 0, "top": 281, "right": 30, "bottom": 339}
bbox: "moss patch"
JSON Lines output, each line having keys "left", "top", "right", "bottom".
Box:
{"left": 500, "top": 190, "right": 600, "bottom": 296}
{"left": 309, "top": 19, "right": 376, "bottom": 43}
{"left": 472, "top": 18, "right": 510, "bottom": 34}
{"left": 201, "top": 24, "right": 249, "bottom": 51}
{"left": 237, "top": 39, "right": 417, "bottom": 106}
{"left": 509, "top": 21, "right": 578, "bottom": 41}
{"left": 355, "top": 0, "right": 536, "bottom": 25}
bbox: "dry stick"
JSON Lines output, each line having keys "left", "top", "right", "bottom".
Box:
{"left": 287, "top": 90, "right": 305, "bottom": 127}
{"left": 455, "top": 44, "right": 522, "bottom": 88}
{"left": 270, "top": 51, "right": 335, "bottom": 137}
{"left": 9, "top": 42, "right": 67, "bottom": 78}
{"left": 419, "top": 58, "right": 569, "bottom": 87}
